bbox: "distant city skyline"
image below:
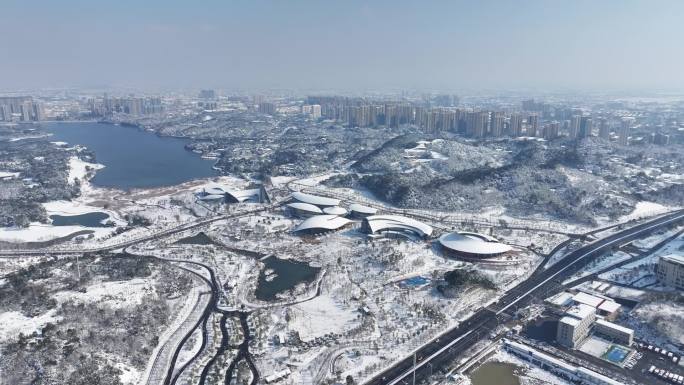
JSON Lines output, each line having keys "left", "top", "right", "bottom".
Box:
{"left": 2, "top": 0, "right": 684, "bottom": 91}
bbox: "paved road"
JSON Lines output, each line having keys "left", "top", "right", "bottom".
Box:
{"left": 364, "top": 209, "right": 684, "bottom": 385}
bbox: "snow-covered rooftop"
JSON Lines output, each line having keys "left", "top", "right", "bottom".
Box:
{"left": 225, "top": 187, "right": 262, "bottom": 202}
{"left": 438, "top": 232, "right": 512, "bottom": 255}
{"left": 661, "top": 254, "right": 684, "bottom": 266}
{"left": 595, "top": 319, "right": 633, "bottom": 335}
{"left": 294, "top": 215, "right": 351, "bottom": 232}
{"left": 597, "top": 300, "right": 621, "bottom": 314}
{"left": 291, "top": 191, "right": 340, "bottom": 207}
{"left": 323, "top": 206, "right": 348, "bottom": 216}
{"left": 363, "top": 215, "right": 433, "bottom": 238}
{"left": 572, "top": 292, "right": 604, "bottom": 308}
{"left": 286, "top": 202, "right": 323, "bottom": 214}
{"left": 565, "top": 303, "right": 595, "bottom": 321}
{"left": 348, "top": 203, "right": 377, "bottom": 215}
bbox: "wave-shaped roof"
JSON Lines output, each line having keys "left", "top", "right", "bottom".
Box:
{"left": 363, "top": 215, "right": 433, "bottom": 237}
{"left": 294, "top": 215, "right": 351, "bottom": 232}
{"left": 203, "top": 186, "right": 225, "bottom": 195}
{"left": 438, "top": 232, "right": 512, "bottom": 255}
{"left": 291, "top": 192, "right": 340, "bottom": 207}
{"left": 323, "top": 206, "right": 348, "bottom": 215}
{"left": 225, "top": 188, "right": 261, "bottom": 202}
{"left": 286, "top": 202, "right": 324, "bottom": 214}
{"left": 348, "top": 203, "right": 378, "bottom": 215}
{"left": 199, "top": 193, "right": 225, "bottom": 201}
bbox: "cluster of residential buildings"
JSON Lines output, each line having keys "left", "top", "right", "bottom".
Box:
{"left": 88, "top": 94, "right": 164, "bottom": 116}
{"left": 301, "top": 96, "right": 642, "bottom": 142}
{"left": 0, "top": 96, "right": 44, "bottom": 122}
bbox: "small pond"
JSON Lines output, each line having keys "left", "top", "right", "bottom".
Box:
{"left": 255, "top": 256, "right": 320, "bottom": 301}
{"left": 49, "top": 212, "right": 110, "bottom": 227}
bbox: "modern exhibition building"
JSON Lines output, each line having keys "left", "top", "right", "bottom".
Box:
{"left": 197, "top": 185, "right": 270, "bottom": 204}
{"left": 360, "top": 215, "right": 433, "bottom": 239}
{"left": 286, "top": 202, "right": 324, "bottom": 218}
{"left": 290, "top": 192, "right": 340, "bottom": 208}
{"left": 348, "top": 203, "right": 378, "bottom": 218}
{"left": 322, "top": 206, "right": 348, "bottom": 216}
{"left": 293, "top": 215, "right": 352, "bottom": 235}
{"left": 438, "top": 232, "right": 513, "bottom": 262}
{"left": 224, "top": 186, "right": 270, "bottom": 204}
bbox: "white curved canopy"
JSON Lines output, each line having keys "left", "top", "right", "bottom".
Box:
{"left": 286, "top": 202, "right": 323, "bottom": 214}
{"left": 294, "top": 215, "right": 351, "bottom": 232}
{"left": 323, "top": 206, "right": 348, "bottom": 215}
{"left": 349, "top": 203, "right": 378, "bottom": 215}
{"left": 199, "top": 194, "right": 225, "bottom": 201}
{"left": 438, "top": 232, "right": 512, "bottom": 255}
{"left": 226, "top": 188, "right": 261, "bottom": 202}
{"left": 364, "top": 215, "right": 433, "bottom": 237}
{"left": 203, "top": 186, "right": 225, "bottom": 195}
{"left": 291, "top": 192, "right": 340, "bottom": 207}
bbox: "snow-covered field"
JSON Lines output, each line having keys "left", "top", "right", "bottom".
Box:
{"left": 563, "top": 251, "right": 632, "bottom": 284}
{"left": 52, "top": 277, "right": 155, "bottom": 310}
{"left": 0, "top": 309, "right": 62, "bottom": 343}
{"left": 288, "top": 295, "right": 361, "bottom": 342}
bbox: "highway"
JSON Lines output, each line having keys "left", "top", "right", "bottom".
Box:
{"left": 364, "top": 209, "right": 684, "bottom": 385}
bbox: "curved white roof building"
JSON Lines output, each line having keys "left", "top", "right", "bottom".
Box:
{"left": 294, "top": 215, "right": 352, "bottom": 235}
{"left": 286, "top": 202, "right": 323, "bottom": 217}
{"left": 323, "top": 206, "right": 348, "bottom": 216}
{"left": 348, "top": 203, "right": 378, "bottom": 218}
{"left": 291, "top": 192, "right": 340, "bottom": 207}
{"left": 361, "top": 215, "right": 433, "bottom": 239}
{"left": 198, "top": 185, "right": 269, "bottom": 204}
{"left": 225, "top": 188, "right": 264, "bottom": 203}
{"left": 198, "top": 193, "right": 225, "bottom": 202}
{"left": 438, "top": 232, "right": 512, "bottom": 259}
{"left": 203, "top": 186, "right": 225, "bottom": 195}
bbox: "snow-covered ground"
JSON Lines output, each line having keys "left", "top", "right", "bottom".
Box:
{"left": 51, "top": 277, "right": 155, "bottom": 310}
{"left": 625, "top": 299, "right": 684, "bottom": 352}
{"left": 599, "top": 233, "right": 684, "bottom": 286}
{"left": 0, "top": 222, "right": 108, "bottom": 242}
{"left": 563, "top": 251, "right": 632, "bottom": 284}
{"left": 288, "top": 295, "right": 362, "bottom": 342}
{"left": 632, "top": 226, "right": 682, "bottom": 249}
{"left": 617, "top": 201, "right": 672, "bottom": 222}
{"left": 0, "top": 309, "right": 62, "bottom": 343}
{"left": 67, "top": 156, "right": 104, "bottom": 184}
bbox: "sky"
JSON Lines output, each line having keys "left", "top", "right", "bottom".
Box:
{"left": 1, "top": 0, "right": 683, "bottom": 92}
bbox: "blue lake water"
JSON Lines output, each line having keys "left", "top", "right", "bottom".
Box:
{"left": 43, "top": 122, "right": 217, "bottom": 190}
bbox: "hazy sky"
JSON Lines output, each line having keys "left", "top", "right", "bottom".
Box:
{"left": 2, "top": 0, "right": 683, "bottom": 92}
